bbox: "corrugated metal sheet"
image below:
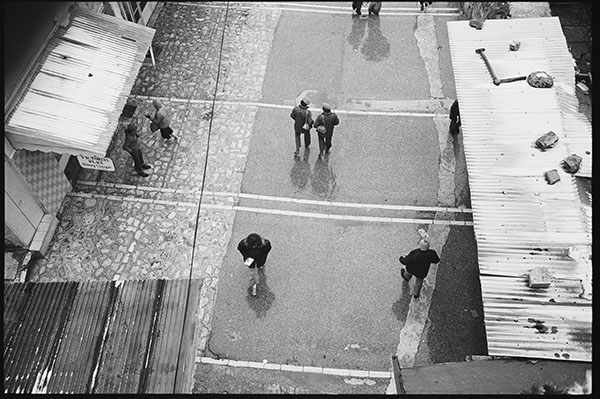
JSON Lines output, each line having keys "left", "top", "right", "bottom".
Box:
{"left": 5, "top": 8, "right": 155, "bottom": 157}
{"left": 3, "top": 279, "right": 202, "bottom": 393}
{"left": 447, "top": 17, "right": 591, "bottom": 362}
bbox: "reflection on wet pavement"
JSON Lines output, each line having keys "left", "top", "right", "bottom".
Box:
{"left": 361, "top": 16, "right": 390, "bottom": 62}
{"left": 246, "top": 270, "right": 275, "bottom": 318}
{"left": 311, "top": 155, "right": 337, "bottom": 200}
{"left": 347, "top": 14, "right": 390, "bottom": 61}
{"left": 291, "top": 149, "right": 311, "bottom": 189}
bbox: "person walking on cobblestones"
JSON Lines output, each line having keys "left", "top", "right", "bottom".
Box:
{"left": 122, "top": 123, "right": 152, "bottom": 177}
{"left": 290, "top": 97, "right": 313, "bottom": 155}
{"left": 399, "top": 238, "right": 440, "bottom": 300}
{"left": 238, "top": 233, "right": 272, "bottom": 296}
{"left": 146, "top": 100, "right": 178, "bottom": 141}
{"left": 313, "top": 103, "right": 340, "bottom": 158}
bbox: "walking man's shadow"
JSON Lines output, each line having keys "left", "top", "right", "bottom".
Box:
{"left": 347, "top": 13, "right": 367, "bottom": 52}
{"left": 311, "top": 155, "right": 337, "bottom": 199}
{"left": 246, "top": 270, "right": 275, "bottom": 318}
{"left": 361, "top": 15, "right": 390, "bottom": 62}
{"left": 291, "top": 149, "right": 311, "bottom": 190}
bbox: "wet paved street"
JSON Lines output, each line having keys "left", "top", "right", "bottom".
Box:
{"left": 26, "top": 1, "right": 486, "bottom": 394}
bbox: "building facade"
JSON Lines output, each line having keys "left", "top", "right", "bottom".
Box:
{"left": 4, "top": 2, "right": 156, "bottom": 257}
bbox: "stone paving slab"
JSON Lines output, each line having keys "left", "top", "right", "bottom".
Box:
{"left": 193, "top": 362, "right": 387, "bottom": 394}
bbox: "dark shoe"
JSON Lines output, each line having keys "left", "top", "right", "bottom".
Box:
{"left": 413, "top": 294, "right": 420, "bottom": 300}
{"left": 401, "top": 269, "right": 410, "bottom": 282}
{"left": 141, "top": 164, "right": 152, "bottom": 170}
{"left": 294, "top": 149, "right": 300, "bottom": 155}
{"left": 137, "top": 171, "right": 149, "bottom": 177}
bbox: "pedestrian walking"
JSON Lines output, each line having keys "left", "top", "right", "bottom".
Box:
{"left": 122, "top": 123, "right": 152, "bottom": 177}
{"left": 237, "top": 233, "right": 272, "bottom": 296}
{"left": 399, "top": 238, "right": 440, "bottom": 300}
{"left": 352, "top": 1, "right": 364, "bottom": 15}
{"left": 449, "top": 99, "right": 461, "bottom": 135}
{"left": 313, "top": 103, "right": 340, "bottom": 158}
{"left": 368, "top": 1, "right": 382, "bottom": 15}
{"left": 146, "top": 100, "right": 178, "bottom": 141}
{"left": 290, "top": 97, "right": 313, "bottom": 155}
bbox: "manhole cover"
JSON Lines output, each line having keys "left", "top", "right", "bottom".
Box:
{"left": 121, "top": 104, "right": 137, "bottom": 118}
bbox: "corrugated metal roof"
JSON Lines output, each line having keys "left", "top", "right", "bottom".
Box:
{"left": 3, "top": 279, "right": 202, "bottom": 393}
{"left": 4, "top": 8, "right": 155, "bottom": 157}
{"left": 447, "top": 17, "right": 591, "bottom": 362}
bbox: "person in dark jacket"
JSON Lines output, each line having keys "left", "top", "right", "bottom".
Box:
{"left": 368, "top": 1, "right": 382, "bottom": 15}
{"left": 313, "top": 103, "right": 340, "bottom": 158}
{"left": 399, "top": 238, "right": 440, "bottom": 299}
{"left": 290, "top": 97, "right": 313, "bottom": 155}
{"left": 238, "top": 233, "right": 272, "bottom": 296}
{"left": 449, "top": 99, "right": 461, "bottom": 135}
{"left": 352, "top": 1, "right": 363, "bottom": 15}
{"left": 122, "top": 123, "right": 152, "bottom": 177}
{"left": 146, "top": 100, "right": 178, "bottom": 141}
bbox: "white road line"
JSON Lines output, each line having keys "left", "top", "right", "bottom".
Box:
{"left": 174, "top": 2, "right": 460, "bottom": 16}
{"left": 68, "top": 191, "right": 472, "bottom": 226}
{"left": 75, "top": 181, "right": 472, "bottom": 213}
{"left": 196, "top": 356, "right": 391, "bottom": 379}
{"left": 128, "top": 94, "right": 443, "bottom": 117}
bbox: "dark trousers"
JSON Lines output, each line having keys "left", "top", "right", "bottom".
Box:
{"left": 295, "top": 131, "right": 311, "bottom": 148}
{"left": 318, "top": 134, "right": 332, "bottom": 153}
{"left": 449, "top": 119, "right": 461, "bottom": 135}
{"left": 128, "top": 149, "right": 145, "bottom": 172}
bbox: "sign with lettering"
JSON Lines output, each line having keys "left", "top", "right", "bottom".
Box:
{"left": 77, "top": 155, "right": 115, "bottom": 171}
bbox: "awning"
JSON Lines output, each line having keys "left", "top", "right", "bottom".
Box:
{"left": 4, "top": 8, "right": 155, "bottom": 157}
{"left": 448, "top": 17, "right": 591, "bottom": 362}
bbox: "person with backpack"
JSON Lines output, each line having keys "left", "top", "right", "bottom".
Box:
{"left": 238, "top": 233, "right": 272, "bottom": 296}
{"left": 399, "top": 238, "right": 440, "bottom": 300}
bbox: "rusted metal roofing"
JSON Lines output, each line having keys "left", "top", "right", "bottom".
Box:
{"left": 3, "top": 279, "right": 201, "bottom": 393}
{"left": 447, "top": 17, "right": 591, "bottom": 362}
{"left": 4, "top": 8, "right": 155, "bottom": 157}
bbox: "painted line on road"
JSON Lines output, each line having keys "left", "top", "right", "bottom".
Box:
{"left": 128, "top": 94, "right": 442, "bottom": 117}
{"left": 196, "top": 356, "right": 391, "bottom": 379}
{"left": 68, "top": 191, "right": 473, "bottom": 226}
{"left": 174, "top": 2, "right": 460, "bottom": 16}
{"left": 75, "top": 180, "right": 472, "bottom": 213}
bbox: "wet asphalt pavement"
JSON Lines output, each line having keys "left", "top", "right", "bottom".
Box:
{"left": 205, "top": 0, "right": 485, "bottom": 381}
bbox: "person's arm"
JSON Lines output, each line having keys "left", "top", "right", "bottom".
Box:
{"left": 333, "top": 114, "right": 340, "bottom": 126}
{"left": 237, "top": 240, "right": 249, "bottom": 259}
{"left": 264, "top": 239, "right": 272, "bottom": 254}
{"left": 290, "top": 108, "right": 296, "bottom": 120}
{"left": 307, "top": 111, "right": 314, "bottom": 127}
{"left": 150, "top": 111, "right": 164, "bottom": 124}
{"left": 431, "top": 250, "right": 440, "bottom": 264}
{"left": 313, "top": 115, "right": 322, "bottom": 127}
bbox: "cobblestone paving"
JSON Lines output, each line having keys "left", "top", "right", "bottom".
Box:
{"left": 29, "top": 2, "right": 282, "bottom": 355}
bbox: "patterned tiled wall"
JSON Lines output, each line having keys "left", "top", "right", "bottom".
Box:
{"left": 11, "top": 150, "right": 72, "bottom": 215}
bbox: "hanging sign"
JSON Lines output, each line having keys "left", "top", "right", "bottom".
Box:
{"left": 77, "top": 155, "right": 115, "bottom": 171}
